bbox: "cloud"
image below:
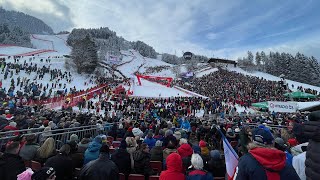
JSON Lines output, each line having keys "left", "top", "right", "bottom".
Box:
{"left": 206, "top": 33, "right": 218, "bottom": 40}
{"left": 0, "top": 0, "right": 74, "bottom": 32}
{"left": 0, "top": 0, "right": 319, "bottom": 60}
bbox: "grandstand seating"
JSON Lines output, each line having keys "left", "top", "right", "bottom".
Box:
{"left": 150, "top": 161, "right": 162, "bottom": 175}
{"left": 149, "top": 175, "right": 160, "bottom": 180}
{"left": 128, "top": 174, "right": 145, "bottom": 180}
{"left": 119, "top": 173, "right": 126, "bottom": 180}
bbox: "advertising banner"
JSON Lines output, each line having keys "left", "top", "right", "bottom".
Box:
{"left": 268, "top": 101, "right": 297, "bottom": 113}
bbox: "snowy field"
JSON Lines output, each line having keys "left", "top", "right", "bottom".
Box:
{"left": 130, "top": 76, "right": 192, "bottom": 97}
{"left": 0, "top": 46, "right": 38, "bottom": 56}
{"left": 31, "top": 34, "right": 71, "bottom": 55}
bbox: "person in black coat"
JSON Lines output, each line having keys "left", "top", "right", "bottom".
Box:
{"left": 150, "top": 140, "right": 163, "bottom": 162}
{"left": 45, "top": 144, "right": 73, "bottom": 180}
{"left": 206, "top": 150, "right": 226, "bottom": 178}
{"left": 133, "top": 143, "right": 155, "bottom": 179}
{"left": 0, "top": 142, "right": 25, "bottom": 180}
{"left": 79, "top": 145, "right": 119, "bottom": 180}
{"left": 163, "top": 130, "right": 177, "bottom": 148}
{"left": 304, "top": 111, "right": 320, "bottom": 180}
{"left": 111, "top": 140, "right": 131, "bottom": 179}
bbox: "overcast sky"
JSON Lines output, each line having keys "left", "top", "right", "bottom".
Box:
{"left": 1, "top": 0, "right": 320, "bottom": 59}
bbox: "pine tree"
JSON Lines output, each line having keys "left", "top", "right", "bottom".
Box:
{"left": 255, "top": 52, "right": 261, "bottom": 66}
{"left": 247, "top": 51, "right": 254, "bottom": 64}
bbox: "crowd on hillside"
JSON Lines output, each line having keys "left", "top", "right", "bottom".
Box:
{"left": 0, "top": 56, "right": 115, "bottom": 110}
{"left": 175, "top": 69, "right": 319, "bottom": 107}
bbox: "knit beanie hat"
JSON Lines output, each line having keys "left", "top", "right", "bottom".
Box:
{"left": 201, "top": 147, "right": 209, "bottom": 156}
{"left": 199, "top": 140, "right": 206, "bottom": 148}
{"left": 210, "top": 150, "right": 221, "bottom": 160}
{"left": 155, "top": 140, "right": 163, "bottom": 147}
{"left": 132, "top": 128, "right": 143, "bottom": 137}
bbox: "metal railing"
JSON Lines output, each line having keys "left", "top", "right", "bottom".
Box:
{"left": 0, "top": 125, "right": 102, "bottom": 149}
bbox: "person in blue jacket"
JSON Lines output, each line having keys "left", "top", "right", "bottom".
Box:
{"left": 180, "top": 118, "right": 191, "bottom": 132}
{"left": 143, "top": 131, "right": 156, "bottom": 149}
{"left": 83, "top": 136, "right": 103, "bottom": 165}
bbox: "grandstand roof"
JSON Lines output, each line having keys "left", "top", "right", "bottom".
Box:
{"left": 208, "top": 58, "right": 237, "bottom": 65}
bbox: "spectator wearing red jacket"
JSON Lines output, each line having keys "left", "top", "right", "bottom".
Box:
{"left": 160, "top": 153, "right": 185, "bottom": 180}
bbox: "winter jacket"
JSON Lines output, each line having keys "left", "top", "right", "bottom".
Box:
{"left": 154, "top": 135, "right": 164, "bottom": 142}
{"left": 206, "top": 159, "right": 226, "bottom": 178}
{"left": 187, "top": 169, "right": 213, "bottom": 180}
{"left": 111, "top": 148, "right": 131, "bottom": 175}
{"left": 83, "top": 141, "right": 102, "bottom": 165}
{"left": 234, "top": 147, "right": 300, "bottom": 180}
{"left": 160, "top": 153, "right": 185, "bottom": 180}
{"left": 0, "top": 153, "right": 25, "bottom": 180}
{"left": 132, "top": 150, "right": 154, "bottom": 176}
{"left": 77, "top": 138, "right": 91, "bottom": 153}
{"left": 19, "top": 143, "right": 39, "bottom": 161}
{"left": 163, "top": 135, "right": 177, "bottom": 148}
{"left": 117, "top": 129, "right": 126, "bottom": 139}
{"left": 79, "top": 153, "right": 119, "bottom": 180}
{"left": 292, "top": 152, "right": 306, "bottom": 180}
{"left": 144, "top": 137, "right": 156, "bottom": 149}
{"left": 239, "top": 130, "right": 250, "bottom": 154}
{"left": 180, "top": 120, "right": 191, "bottom": 131}
{"left": 305, "top": 140, "right": 320, "bottom": 180}
{"left": 303, "top": 113, "right": 320, "bottom": 180}
{"left": 150, "top": 146, "right": 163, "bottom": 162}
{"left": 45, "top": 153, "right": 73, "bottom": 180}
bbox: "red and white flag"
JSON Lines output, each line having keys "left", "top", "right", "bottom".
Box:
{"left": 222, "top": 137, "right": 239, "bottom": 180}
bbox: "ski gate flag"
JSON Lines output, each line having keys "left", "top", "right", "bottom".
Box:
{"left": 218, "top": 128, "right": 239, "bottom": 179}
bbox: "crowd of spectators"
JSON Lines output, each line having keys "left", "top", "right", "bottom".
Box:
{"left": 1, "top": 58, "right": 320, "bottom": 180}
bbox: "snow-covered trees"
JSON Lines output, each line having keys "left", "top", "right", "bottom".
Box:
{"left": 0, "top": 7, "right": 53, "bottom": 34}
{"left": 0, "top": 24, "right": 32, "bottom": 47}
{"left": 239, "top": 51, "right": 320, "bottom": 86}
{"left": 70, "top": 35, "right": 98, "bottom": 74}
{"left": 132, "top": 41, "right": 157, "bottom": 58}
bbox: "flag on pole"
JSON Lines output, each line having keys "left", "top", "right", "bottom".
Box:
{"left": 218, "top": 129, "right": 239, "bottom": 180}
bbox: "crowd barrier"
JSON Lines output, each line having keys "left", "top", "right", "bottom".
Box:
{"left": 0, "top": 125, "right": 100, "bottom": 149}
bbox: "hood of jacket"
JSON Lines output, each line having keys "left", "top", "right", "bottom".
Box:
{"left": 249, "top": 147, "right": 286, "bottom": 172}
{"left": 87, "top": 141, "right": 102, "bottom": 152}
{"left": 166, "top": 153, "right": 183, "bottom": 172}
{"left": 178, "top": 143, "right": 193, "bottom": 158}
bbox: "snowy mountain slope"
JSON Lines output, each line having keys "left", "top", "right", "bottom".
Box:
{"left": 115, "top": 50, "right": 175, "bottom": 77}
{"left": 0, "top": 46, "right": 38, "bottom": 56}
{"left": 0, "top": 34, "right": 70, "bottom": 56}
{"left": 31, "top": 34, "right": 71, "bottom": 55}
